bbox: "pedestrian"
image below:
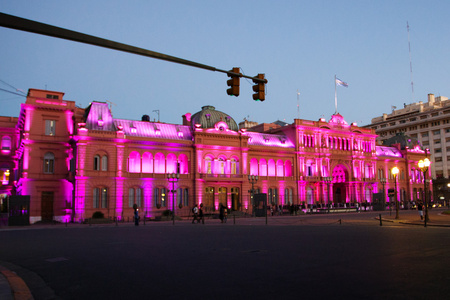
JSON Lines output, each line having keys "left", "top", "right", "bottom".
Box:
{"left": 417, "top": 201, "right": 424, "bottom": 220}
{"left": 134, "top": 208, "right": 139, "bottom": 226}
{"left": 219, "top": 204, "right": 224, "bottom": 223}
{"left": 223, "top": 206, "right": 228, "bottom": 223}
{"left": 192, "top": 204, "right": 199, "bottom": 224}
{"left": 198, "top": 203, "right": 204, "bottom": 224}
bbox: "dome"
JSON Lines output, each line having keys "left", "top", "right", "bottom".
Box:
{"left": 190, "top": 105, "right": 238, "bottom": 131}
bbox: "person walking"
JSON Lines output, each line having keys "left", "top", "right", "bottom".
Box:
{"left": 192, "top": 204, "right": 199, "bottom": 224}
{"left": 198, "top": 203, "right": 204, "bottom": 224}
{"left": 134, "top": 208, "right": 139, "bottom": 226}
{"left": 223, "top": 206, "right": 228, "bottom": 223}
{"left": 417, "top": 201, "right": 424, "bottom": 220}
{"left": 219, "top": 204, "right": 224, "bottom": 223}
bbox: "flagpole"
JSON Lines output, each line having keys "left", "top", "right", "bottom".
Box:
{"left": 334, "top": 75, "right": 337, "bottom": 114}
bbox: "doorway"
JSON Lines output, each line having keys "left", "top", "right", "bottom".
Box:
{"left": 41, "top": 191, "right": 54, "bottom": 221}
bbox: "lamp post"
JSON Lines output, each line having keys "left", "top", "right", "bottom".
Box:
{"left": 447, "top": 183, "right": 450, "bottom": 209}
{"left": 248, "top": 175, "right": 258, "bottom": 216}
{"left": 380, "top": 177, "right": 387, "bottom": 209}
{"left": 324, "top": 176, "right": 333, "bottom": 213}
{"left": 391, "top": 167, "right": 399, "bottom": 219}
{"left": 167, "top": 172, "right": 180, "bottom": 225}
{"left": 418, "top": 157, "right": 431, "bottom": 226}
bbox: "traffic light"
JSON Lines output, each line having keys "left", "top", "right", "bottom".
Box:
{"left": 252, "top": 73, "right": 265, "bottom": 101}
{"left": 227, "top": 67, "right": 240, "bottom": 97}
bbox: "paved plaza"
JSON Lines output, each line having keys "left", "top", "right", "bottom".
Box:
{"left": 1, "top": 209, "right": 450, "bottom": 300}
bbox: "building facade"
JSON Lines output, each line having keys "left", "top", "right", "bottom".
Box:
{"left": 0, "top": 89, "right": 430, "bottom": 223}
{"left": 366, "top": 93, "right": 449, "bottom": 179}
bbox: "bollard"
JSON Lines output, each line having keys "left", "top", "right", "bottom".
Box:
{"left": 379, "top": 214, "right": 382, "bottom": 226}
{"left": 339, "top": 219, "right": 342, "bottom": 225}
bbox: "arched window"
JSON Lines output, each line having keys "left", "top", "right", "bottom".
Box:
{"left": 230, "top": 158, "right": 238, "bottom": 175}
{"left": 178, "top": 154, "right": 189, "bottom": 174}
{"left": 218, "top": 157, "right": 226, "bottom": 174}
{"left": 1, "top": 136, "right": 11, "bottom": 154}
{"left": 142, "top": 152, "right": 153, "bottom": 173}
{"left": 154, "top": 153, "right": 165, "bottom": 173}
{"left": 128, "top": 151, "right": 141, "bottom": 173}
{"left": 285, "top": 160, "right": 292, "bottom": 177}
{"left": 249, "top": 158, "right": 258, "bottom": 175}
{"left": 94, "top": 155, "right": 100, "bottom": 170}
{"left": 44, "top": 152, "right": 55, "bottom": 174}
{"left": 166, "top": 153, "right": 177, "bottom": 173}
{"left": 276, "top": 160, "right": 284, "bottom": 177}
{"left": 101, "top": 155, "right": 108, "bottom": 171}
{"left": 259, "top": 159, "right": 267, "bottom": 176}
{"left": 204, "top": 156, "right": 213, "bottom": 174}
{"left": 268, "top": 159, "right": 276, "bottom": 176}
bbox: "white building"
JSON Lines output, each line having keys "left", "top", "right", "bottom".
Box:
{"left": 365, "top": 93, "right": 450, "bottom": 179}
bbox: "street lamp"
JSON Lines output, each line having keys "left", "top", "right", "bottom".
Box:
{"left": 167, "top": 172, "right": 180, "bottom": 225}
{"left": 248, "top": 175, "right": 258, "bottom": 215}
{"left": 418, "top": 157, "right": 431, "bottom": 226}
{"left": 391, "top": 167, "right": 399, "bottom": 219}
{"left": 324, "top": 176, "right": 333, "bottom": 213}
{"left": 380, "top": 177, "right": 387, "bottom": 209}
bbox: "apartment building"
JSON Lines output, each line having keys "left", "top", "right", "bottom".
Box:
{"left": 366, "top": 93, "right": 450, "bottom": 180}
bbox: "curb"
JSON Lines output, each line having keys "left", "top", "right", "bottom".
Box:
{"left": 0, "top": 265, "right": 34, "bottom": 300}
{"left": 376, "top": 217, "right": 450, "bottom": 227}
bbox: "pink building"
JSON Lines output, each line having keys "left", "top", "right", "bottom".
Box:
{"left": 0, "top": 89, "right": 431, "bottom": 223}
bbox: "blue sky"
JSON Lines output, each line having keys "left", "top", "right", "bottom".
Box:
{"left": 1, "top": 1, "right": 450, "bottom": 126}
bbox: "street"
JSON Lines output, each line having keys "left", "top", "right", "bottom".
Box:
{"left": 1, "top": 210, "right": 450, "bottom": 300}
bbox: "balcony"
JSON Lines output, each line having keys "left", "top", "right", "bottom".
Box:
{"left": 199, "top": 173, "right": 244, "bottom": 181}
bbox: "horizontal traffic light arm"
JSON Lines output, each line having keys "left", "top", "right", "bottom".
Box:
{"left": 0, "top": 12, "right": 268, "bottom": 84}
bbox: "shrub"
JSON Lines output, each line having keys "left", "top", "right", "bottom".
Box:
{"left": 92, "top": 211, "right": 104, "bottom": 219}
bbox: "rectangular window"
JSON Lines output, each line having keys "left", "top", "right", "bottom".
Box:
{"left": 435, "top": 157, "right": 442, "bottom": 162}
{"left": 434, "top": 139, "right": 441, "bottom": 144}
{"left": 136, "top": 188, "right": 142, "bottom": 207}
{"left": 93, "top": 188, "right": 100, "bottom": 208}
{"left": 101, "top": 188, "right": 108, "bottom": 208}
{"left": 435, "top": 148, "right": 442, "bottom": 153}
{"left": 422, "top": 132, "right": 428, "bottom": 137}
{"left": 433, "top": 130, "right": 441, "bottom": 135}
{"left": 129, "top": 188, "right": 135, "bottom": 208}
{"left": 45, "top": 120, "right": 56, "bottom": 136}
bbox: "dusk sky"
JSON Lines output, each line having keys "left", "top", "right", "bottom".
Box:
{"left": 1, "top": 1, "right": 450, "bottom": 126}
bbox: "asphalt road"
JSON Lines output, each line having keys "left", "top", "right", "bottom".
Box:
{"left": 1, "top": 211, "right": 450, "bottom": 300}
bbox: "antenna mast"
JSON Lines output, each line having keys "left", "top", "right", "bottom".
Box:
{"left": 407, "top": 21, "right": 415, "bottom": 102}
{"left": 297, "top": 90, "right": 300, "bottom": 119}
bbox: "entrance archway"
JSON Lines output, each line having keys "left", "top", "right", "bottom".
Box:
{"left": 331, "top": 164, "right": 349, "bottom": 206}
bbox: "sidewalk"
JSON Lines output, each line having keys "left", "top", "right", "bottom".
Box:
{"left": 379, "top": 209, "right": 450, "bottom": 227}
{"left": 0, "top": 265, "right": 33, "bottom": 300}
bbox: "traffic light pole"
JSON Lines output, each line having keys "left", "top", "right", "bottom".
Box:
{"left": 0, "top": 12, "right": 267, "bottom": 84}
